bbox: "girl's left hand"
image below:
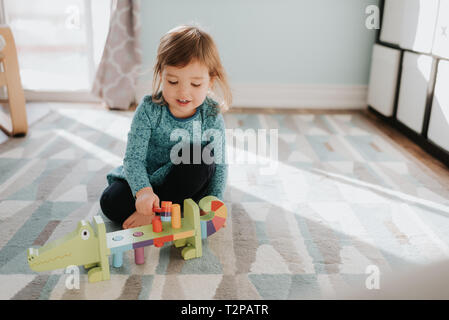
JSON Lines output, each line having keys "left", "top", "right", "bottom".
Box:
{"left": 122, "top": 210, "right": 154, "bottom": 229}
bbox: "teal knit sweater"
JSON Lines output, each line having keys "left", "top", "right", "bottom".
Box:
{"left": 106, "top": 94, "right": 227, "bottom": 200}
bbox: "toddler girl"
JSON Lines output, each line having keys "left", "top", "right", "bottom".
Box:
{"left": 100, "top": 24, "right": 232, "bottom": 229}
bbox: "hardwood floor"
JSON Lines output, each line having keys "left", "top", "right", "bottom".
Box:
{"left": 361, "top": 109, "right": 449, "bottom": 189}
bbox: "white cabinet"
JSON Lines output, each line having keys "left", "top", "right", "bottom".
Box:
{"left": 396, "top": 52, "right": 434, "bottom": 133}
{"left": 432, "top": 0, "right": 449, "bottom": 59}
{"left": 367, "top": 44, "right": 401, "bottom": 116}
{"left": 374, "top": 0, "right": 449, "bottom": 164}
{"left": 428, "top": 60, "right": 449, "bottom": 152}
{"left": 400, "top": 0, "right": 439, "bottom": 54}
{"left": 380, "top": 0, "right": 405, "bottom": 45}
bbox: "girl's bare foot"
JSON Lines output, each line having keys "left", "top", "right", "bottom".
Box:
{"left": 122, "top": 211, "right": 154, "bottom": 229}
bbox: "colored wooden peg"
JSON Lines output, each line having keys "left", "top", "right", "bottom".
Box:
{"left": 172, "top": 203, "right": 181, "bottom": 229}
{"left": 134, "top": 247, "right": 145, "bottom": 265}
{"left": 161, "top": 201, "right": 172, "bottom": 211}
{"left": 152, "top": 216, "right": 163, "bottom": 233}
{"left": 113, "top": 252, "right": 123, "bottom": 267}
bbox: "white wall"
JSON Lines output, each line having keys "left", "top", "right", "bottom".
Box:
{"left": 138, "top": 0, "right": 379, "bottom": 108}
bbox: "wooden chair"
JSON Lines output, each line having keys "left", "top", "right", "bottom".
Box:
{"left": 0, "top": 25, "right": 27, "bottom": 136}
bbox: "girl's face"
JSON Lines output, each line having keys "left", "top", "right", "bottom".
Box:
{"left": 161, "top": 60, "right": 214, "bottom": 118}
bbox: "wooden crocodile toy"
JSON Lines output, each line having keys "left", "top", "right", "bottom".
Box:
{"left": 27, "top": 196, "right": 227, "bottom": 283}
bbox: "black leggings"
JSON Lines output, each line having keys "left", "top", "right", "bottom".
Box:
{"left": 100, "top": 149, "right": 216, "bottom": 225}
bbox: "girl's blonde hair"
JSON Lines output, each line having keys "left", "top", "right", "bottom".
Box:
{"left": 151, "top": 24, "right": 232, "bottom": 112}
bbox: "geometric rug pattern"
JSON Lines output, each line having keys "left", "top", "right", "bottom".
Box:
{"left": 1, "top": 107, "right": 449, "bottom": 299}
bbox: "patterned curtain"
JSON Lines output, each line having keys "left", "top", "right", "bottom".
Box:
{"left": 92, "top": 0, "right": 142, "bottom": 110}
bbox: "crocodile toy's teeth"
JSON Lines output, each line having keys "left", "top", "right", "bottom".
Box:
{"left": 27, "top": 247, "right": 39, "bottom": 266}
{"left": 28, "top": 247, "right": 39, "bottom": 256}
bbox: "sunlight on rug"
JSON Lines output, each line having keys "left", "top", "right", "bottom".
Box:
{"left": 1, "top": 107, "right": 449, "bottom": 299}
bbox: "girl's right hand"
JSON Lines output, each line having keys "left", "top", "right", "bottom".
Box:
{"left": 135, "top": 187, "right": 160, "bottom": 218}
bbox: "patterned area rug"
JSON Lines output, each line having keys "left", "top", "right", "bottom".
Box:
{"left": 1, "top": 107, "right": 449, "bottom": 300}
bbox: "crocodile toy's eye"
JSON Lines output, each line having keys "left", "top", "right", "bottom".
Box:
{"left": 81, "top": 229, "right": 90, "bottom": 240}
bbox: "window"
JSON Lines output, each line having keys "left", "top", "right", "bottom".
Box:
{"left": 1, "top": 0, "right": 110, "bottom": 100}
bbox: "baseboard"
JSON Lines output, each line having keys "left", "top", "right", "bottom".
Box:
{"left": 136, "top": 83, "right": 368, "bottom": 109}
{"left": 24, "top": 90, "right": 102, "bottom": 103}
{"left": 230, "top": 84, "right": 368, "bottom": 109}
{"left": 23, "top": 84, "right": 368, "bottom": 110}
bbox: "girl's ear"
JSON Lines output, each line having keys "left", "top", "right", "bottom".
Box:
{"left": 158, "top": 73, "right": 164, "bottom": 89}
{"left": 209, "top": 76, "right": 215, "bottom": 90}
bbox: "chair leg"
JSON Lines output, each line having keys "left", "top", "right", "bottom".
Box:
{"left": 0, "top": 26, "right": 28, "bottom": 137}
{"left": 4, "top": 60, "right": 27, "bottom": 136}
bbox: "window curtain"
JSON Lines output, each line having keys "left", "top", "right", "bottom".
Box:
{"left": 91, "top": 0, "right": 142, "bottom": 110}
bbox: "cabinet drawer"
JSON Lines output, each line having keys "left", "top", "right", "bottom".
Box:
{"left": 380, "top": 0, "right": 405, "bottom": 45}
{"left": 400, "top": 0, "right": 439, "bottom": 54}
{"left": 428, "top": 59, "right": 449, "bottom": 152}
{"left": 432, "top": 0, "right": 449, "bottom": 59}
{"left": 396, "top": 52, "right": 434, "bottom": 133}
{"left": 367, "top": 44, "right": 401, "bottom": 116}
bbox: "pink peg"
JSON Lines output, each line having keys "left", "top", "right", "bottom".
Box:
{"left": 134, "top": 247, "right": 145, "bottom": 265}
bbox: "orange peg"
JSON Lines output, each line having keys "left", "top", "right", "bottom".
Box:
{"left": 161, "top": 201, "right": 172, "bottom": 211}
{"left": 171, "top": 204, "right": 181, "bottom": 229}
